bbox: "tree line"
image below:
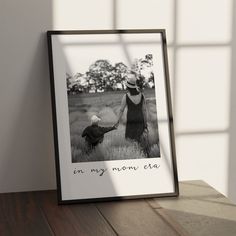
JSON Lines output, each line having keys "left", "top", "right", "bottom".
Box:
{"left": 67, "top": 54, "right": 155, "bottom": 94}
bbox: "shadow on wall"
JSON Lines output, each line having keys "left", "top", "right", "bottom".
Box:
{"left": 0, "top": 0, "right": 55, "bottom": 192}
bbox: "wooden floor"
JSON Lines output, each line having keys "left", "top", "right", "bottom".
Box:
{"left": 1, "top": 181, "right": 236, "bottom": 236}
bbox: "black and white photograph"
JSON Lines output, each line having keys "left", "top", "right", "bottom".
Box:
{"left": 68, "top": 54, "right": 161, "bottom": 163}
{"left": 47, "top": 30, "right": 178, "bottom": 203}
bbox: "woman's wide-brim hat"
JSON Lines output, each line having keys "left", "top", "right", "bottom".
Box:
{"left": 126, "top": 74, "right": 138, "bottom": 89}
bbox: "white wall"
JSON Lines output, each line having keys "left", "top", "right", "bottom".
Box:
{"left": 0, "top": 0, "right": 236, "bottom": 202}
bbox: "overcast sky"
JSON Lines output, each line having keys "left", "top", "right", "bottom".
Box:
{"left": 56, "top": 33, "right": 161, "bottom": 75}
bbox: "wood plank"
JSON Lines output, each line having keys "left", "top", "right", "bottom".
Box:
{"left": 149, "top": 181, "right": 236, "bottom": 221}
{"left": 154, "top": 208, "right": 190, "bottom": 236}
{"left": 148, "top": 180, "right": 226, "bottom": 209}
{"left": 96, "top": 199, "right": 181, "bottom": 236}
{"left": 35, "top": 190, "right": 116, "bottom": 236}
{"left": 148, "top": 181, "right": 236, "bottom": 236}
{"left": 1, "top": 180, "right": 235, "bottom": 236}
{"left": 147, "top": 199, "right": 189, "bottom": 236}
{"left": 178, "top": 180, "right": 226, "bottom": 199}
{"left": 160, "top": 208, "right": 236, "bottom": 236}
{"left": 0, "top": 192, "right": 52, "bottom": 236}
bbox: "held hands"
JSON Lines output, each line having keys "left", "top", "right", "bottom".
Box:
{"left": 114, "top": 121, "right": 120, "bottom": 129}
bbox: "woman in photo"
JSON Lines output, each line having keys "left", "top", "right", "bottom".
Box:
{"left": 115, "top": 72, "right": 150, "bottom": 156}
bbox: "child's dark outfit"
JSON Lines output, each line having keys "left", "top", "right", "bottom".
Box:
{"left": 82, "top": 124, "right": 116, "bottom": 150}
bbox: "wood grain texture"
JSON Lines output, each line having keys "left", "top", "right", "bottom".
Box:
{"left": 35, "top": 191, "right": 116, "bottom": 236}
{"left": 149, "top": 181, "right": 236, "bottom": 236}
{"left": 161, "top": 208, "right": 236, "bottom": 236}
{"left": 96, "top": 199, "right": 180, "bottom": 236}
{"left": 0, "top": 181, "right": 235, "bottom": 236}
{"left": 154, "top": 208, "right": 190, "bottom": 236}
{"left": 0, "top": 192, "right": 52, "bottom": 236}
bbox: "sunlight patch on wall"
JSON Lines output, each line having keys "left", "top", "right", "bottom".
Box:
{"left": 176, "top": 47, "right": 231, "bottom": 132}
{"left": 177, "top": 133, "right": 229, "bottom": 195}
{"left": 52, "top": 0, "right": 113, "bottom": 29}
{"left": 178, "top": 0, "right": 232, "bottom": 44}
{"left": 118, "top": 0, "right": 174, "bottom": 43}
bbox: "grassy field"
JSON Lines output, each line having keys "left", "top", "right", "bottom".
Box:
{"left": 68, "top": 89, "right": 160, "bottom": 162}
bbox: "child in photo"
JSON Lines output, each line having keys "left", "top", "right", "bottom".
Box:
{"left": 82, "top": 115, "right": 117, "bottom": 151}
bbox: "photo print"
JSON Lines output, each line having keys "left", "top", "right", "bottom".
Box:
{"left": 67, "top": 54, "right": 161, "bottom": 163}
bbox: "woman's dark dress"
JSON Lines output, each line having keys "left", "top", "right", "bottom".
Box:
{"left": 125, "top": 93, "right": 145, "bottom": 142}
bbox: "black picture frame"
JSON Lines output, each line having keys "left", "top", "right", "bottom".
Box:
{"left": 47, "top": 29, "right": 179, "bottom": 204}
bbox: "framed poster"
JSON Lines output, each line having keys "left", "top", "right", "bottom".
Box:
{"left": 47, "top": 29, "right": 179, "bottom": 204}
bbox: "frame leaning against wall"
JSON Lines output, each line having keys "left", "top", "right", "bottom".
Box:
{"left": 47, "top": 29, "right": 179, "bottom": 204}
